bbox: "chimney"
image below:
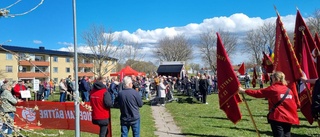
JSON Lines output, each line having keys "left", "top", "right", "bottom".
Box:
{"left": 39, "top": 46, "right": 45, "bottom": 50}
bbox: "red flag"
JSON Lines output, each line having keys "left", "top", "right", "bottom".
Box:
{"left": 299, "top": 33, "right": 317, "bottom": 124}
{"left": 238, "top": 62, "right": 245, "bottom": 75}
{"left": 251, "top": 67, "right": 257, "bottom": 88}
{"left": 262, "top": 51, "right": 274, "bottom": 73}
{"left": 216, "top": 32, "right": 242, "bottom": 124}
{"left": 295, "top": 32, "right": 318, "bottom": 125}
{"left": 273, "top": 13, "right": 302, "bottom": 109}
{"left": 294, "top": 10, "right": 318, "bottom": 61}
{"left": 314, "top": 33, "right": 320, "bottom": 76}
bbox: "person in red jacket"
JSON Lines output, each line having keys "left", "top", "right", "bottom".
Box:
{"left": 90, "top": 77, "right": 113, "bottom": 137}
{"left": 13, "top": 80, "right": 27, "bottom": 100}
{"left": 239, "top": 71, "right": 299, "bottom": 137}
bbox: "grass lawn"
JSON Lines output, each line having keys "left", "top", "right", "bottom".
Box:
{"left": 19, "top": 92, "right": 156, "bottom": 137}
{"left": 166, "top": 92, "right": 320, "bottom": 137}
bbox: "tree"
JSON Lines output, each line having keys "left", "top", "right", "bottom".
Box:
{"left": 154, "top": 35, "right": 193, "bottom": 62}
{"left": 81, "top": 24, "right": 122, "bottom": 78}
{"left": 243, "top": 29, "right": 265, "bottom": 65}
{"left": 197, "top": 29, "right": 238, "bottom": 72}
{"left": 189, "top": 63, "right": 200, "bottom": 74}
{"left": 260, "top": 22, "right": 276, "bottom": 51}
{"left": 307, "top": 9, "right": 320, "bottom": 35}
{"left": 243, "top": 23, "right": 276, "bottom": 65}
{"left": 117, "top": 37, "right": 146, "bottom": 67}
{"left": 124, "top": 59, "right": 157, "bottom": 76}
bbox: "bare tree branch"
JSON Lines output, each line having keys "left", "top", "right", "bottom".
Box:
{"left": 81, "top": 24, "right": 122, "bottom": 78}
{"left": 155, "top": 35, "right": 193, "bottom": 62}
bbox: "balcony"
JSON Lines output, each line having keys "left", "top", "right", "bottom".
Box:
{"left": 78, "top": 72, "right": 94, "bottom": 77}
{"left": 18, "top": 72, "right": 50, "bottom": 78}
{"left": 19, "top": 60, "right": 50, "bottom": 66}
{"left": 78, "top": 63, "right": 94, "bottom": 68}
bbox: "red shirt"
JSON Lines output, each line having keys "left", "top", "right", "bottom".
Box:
{"left": 245, "top": 82, "right": 299, "bottom": 125}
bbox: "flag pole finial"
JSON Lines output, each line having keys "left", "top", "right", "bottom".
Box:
{"left": 296, "top": 6, "right": 299, "bottom": 11}
{"left": 273, "top": 5, "right": 280, "bottom": 16}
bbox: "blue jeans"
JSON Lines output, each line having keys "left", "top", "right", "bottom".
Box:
{"left": 207, "top": 85, "right": 212, "bottom": 95}
{"left": 81, "top": 91, "right": 89, "bottom": 102}
{"left": 60, "top": 92, "right": 66, "bottom": 102}
{"left": 121, "top": 118, "right": 140, "bottom": 137}
{"left": 245, "top": 81, "right": 250, "bottom": 88}
{"left": 44, "top": 89, "right": 50, "bottom": 100}
{"left": 1, "top": 112, "right": 15, "bottom": 136}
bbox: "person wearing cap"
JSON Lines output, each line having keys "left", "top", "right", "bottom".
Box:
{"left": 12, "top": 80, "right": 27, "bottom": 100}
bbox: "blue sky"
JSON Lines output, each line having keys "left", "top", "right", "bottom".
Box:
{"left": 1, "top": 0, "right": 320, "bottom": 65}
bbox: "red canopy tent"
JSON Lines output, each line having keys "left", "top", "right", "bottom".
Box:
{"left": 110, "top": 66, "right": 145, "bottom": 81}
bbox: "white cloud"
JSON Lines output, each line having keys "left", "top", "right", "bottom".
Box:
{"left": 33, "top": 40, "right": 42, "bottom": 44}
{"left": 57, "top": 13, "right": 301, "bottom": 65}
{"left": 58, "top": 42, "right": 73, "bottom": 47}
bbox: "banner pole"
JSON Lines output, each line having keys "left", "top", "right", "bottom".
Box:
{"left": 241, "top": 94, "right": 260, "bottom": 137}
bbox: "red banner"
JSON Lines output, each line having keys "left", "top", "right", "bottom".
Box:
{"left": 15, "top": 101, "right": 111, "bottom": 137}
{"left": 274, "top": 13, "right": 302, "bottom": 108}
{"left": 216, "top": 32, "right": 242, "bottom": 124}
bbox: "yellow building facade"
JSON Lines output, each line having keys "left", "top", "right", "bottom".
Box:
{"left": 0, "top": 45, "right": 117, "bottom": 84}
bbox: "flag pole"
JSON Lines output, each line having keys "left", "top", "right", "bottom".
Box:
{"left": 241, "top": 93, "right": 261, "bottom": 137}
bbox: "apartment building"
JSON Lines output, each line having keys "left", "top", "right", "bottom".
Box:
{"left": 0, "top": 45, "right": 117, "bottom": 83}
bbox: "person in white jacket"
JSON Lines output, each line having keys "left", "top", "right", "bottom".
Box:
{"left": 158, "top": 78, "right": 167, "bottom": 106}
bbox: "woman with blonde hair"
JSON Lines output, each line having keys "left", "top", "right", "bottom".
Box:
{"left": 239, "top": 71, "right": 299, "bottom": 137}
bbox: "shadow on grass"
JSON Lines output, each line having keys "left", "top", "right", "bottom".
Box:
{"left": 176, "top": 97, "right": 203, "bottom": 104}
{"left": 292, "top": 124, "right": 318, "bottom": 129}
{"left": 199, "top": 116, "right": 250, "bottom": 121}
{"left": 157, "top": 131, "right": 227, "bottom": 137}
{"left": 211, "top": 125, "right": 313, "bottom": 137}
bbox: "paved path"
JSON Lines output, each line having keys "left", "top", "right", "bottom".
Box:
{"left": 150, "top": 97, "right": 185, "bottom": 137}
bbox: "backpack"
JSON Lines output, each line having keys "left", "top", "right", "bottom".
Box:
{"left": 312, "top": 79, "right": 320, "bottom": 119}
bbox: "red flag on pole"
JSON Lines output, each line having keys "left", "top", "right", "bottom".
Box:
{"left": 294, "top": 10, "right": 318, "bottom": 61}
{"left": 216, "top": 32, "right": 242, "bottom": 124}
{"left": 238, "top": 62, "right": 245, "bottom": 75}
{"left": 294, "top": 10, "right": 319, "bottom": 125}
{"left": 297, "top": 32, "right": 318, "bottom": 124}
{"left": 273, "top": 13, "right": 302, "bottom": 109}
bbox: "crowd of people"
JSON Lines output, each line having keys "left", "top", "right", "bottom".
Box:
{"left": 0, "top": 70, "right": 311, "bottom": 137}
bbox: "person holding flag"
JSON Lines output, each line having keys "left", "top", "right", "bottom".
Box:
{"left": 239, "top": 71, "right": 299, "bottom": 137}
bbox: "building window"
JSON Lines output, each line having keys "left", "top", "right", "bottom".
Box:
{"left": 84, "top": 68, "right": 91, "bottom": 73}
{"left": 6, "top": 53, "right": 13, "bottom": 60}
{"left": 66, "top": 67, "right": 70, "bottom": 73}
{"left": 66, "top": 57, "right": 70, "bottom": 63}
{"left": 35, "top": 55, "right": 44, "bottom": 61}
{"left": 53, "top": 56, "right": 58, "bottom": 62}
{"left": 54, "top": 78, "right": 58, "bottom": 83}
{"left": 5, "top": 66, "right": 12, "bottom": 73}
{"left": 53, "top": 67, "right": 58, "bottom": 73}
{"left": 35, "top": 66, "right": 47, "bottom": 72}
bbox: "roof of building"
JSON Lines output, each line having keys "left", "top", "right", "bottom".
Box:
{"left": 157, "top": 64, "right": 183, "bottom": 73}
{"left": 0, "top": 45, "right": 117, "bottom": 60}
